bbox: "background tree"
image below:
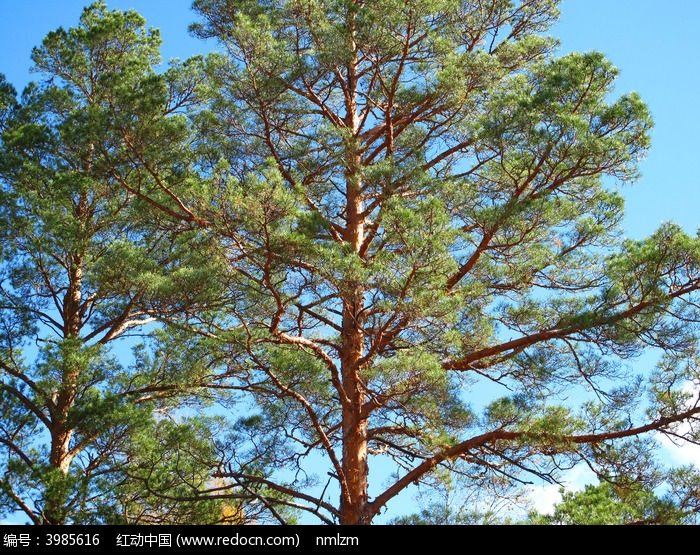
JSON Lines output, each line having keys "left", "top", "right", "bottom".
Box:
{"left": 0, "top": 3, "right": 229, "bottom": 524}
{"left": 389, "top": 467, "right": 523, "bottom": 524}
{"left": 528, "top": 481, "right": 686, "bottom": 525}
{"left": 164, "top": 0, "right": 700, "bottom": 524}
{"left": 393, "top": 448, "right": 700, "bottom": 524}
{"left": 526, "top": 444, "right": 700, "bottom": 525}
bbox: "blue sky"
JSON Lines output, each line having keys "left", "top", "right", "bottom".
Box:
{"left": 1, "top": 0, "right": 699, "bottom": 520}
{"left": 555, "top": 1, "right": 700, "bottom": 240}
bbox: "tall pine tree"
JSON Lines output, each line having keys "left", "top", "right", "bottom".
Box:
{"left": 177, "top": 0, "right": 700, "bottom": 523}
{"left": 0, "top": 3, "right": 224, "bottom": 524}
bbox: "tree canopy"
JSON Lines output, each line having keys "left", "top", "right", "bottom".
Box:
{"left": 0, "top": 3, "right": 239, "bottom": 524}
{"left": 2, "top": 0, "right": 700, "bottom": 525}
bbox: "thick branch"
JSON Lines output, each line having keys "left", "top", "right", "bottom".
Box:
{"left": 212, "top": 470, "right": 340, "bottom": 518}
{"left": 0, "top": 480, "right": 41, "bottom": 525}
{"left": 0, "top": 382, "right": 51, "bottom": 429}
{"left": 0, "top": 437, "right": 35, "bottom": 468}
{"left": 368, "top": 404, "right": 700, "bottom": 519}
{"left": 445, "top": 282, "right": 700, "bottom": 371}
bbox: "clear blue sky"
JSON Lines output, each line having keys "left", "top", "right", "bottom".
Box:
{"left": 554, "top": 1, "right": 700, "bottom": 240}
{"left": 1, "top": 0, "right": 698, "bottom": 240}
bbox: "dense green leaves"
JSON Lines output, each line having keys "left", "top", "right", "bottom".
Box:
{"left": 530, "top": 482, "right": 688, "bottom": 525}
{"left": 0, "top": 2, "right": 223, "bottom": 524}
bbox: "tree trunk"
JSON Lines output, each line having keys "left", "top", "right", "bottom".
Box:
{"left": 43, "top": 426, "right": 75, "bottom": 525}
{"left": 339, "top": 285, "right": 369, "bottom": 525}
{"left": 44, "top": 228, "right": 86, "bottom": 524}
{"left": 338, "top": 93, "right": 370, "bottom": 523}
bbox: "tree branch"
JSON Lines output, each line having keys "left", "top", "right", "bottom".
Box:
{"left": 0, "top": 479, "right": 41, "bottom": 525}
{"left": 368, "top": 404, "right": 700, "bottom": 519}
{"left": 212, "top": 470, "right": 340, "bottom": 519}
{"left": 445, "top": 282, "right": 700, "bottom": 371}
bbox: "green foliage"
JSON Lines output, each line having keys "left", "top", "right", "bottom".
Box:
{"left": 0, "top": 2, "right": 223, "bottom": 524}
{"left": 96, "top": 418, "right": 247, "bottom": 525}
{"left": 529, "top": 482, "right": 687, "bottom": 525}
{"left": 184, "top": 0, "right": 700, "bottom": 524}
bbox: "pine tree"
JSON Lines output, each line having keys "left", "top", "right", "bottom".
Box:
{"left": 0, "top": 3, "right": 221, "bottom": 524}
{"left": 170, "top": 0, "right": 700, "bottom": 524}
